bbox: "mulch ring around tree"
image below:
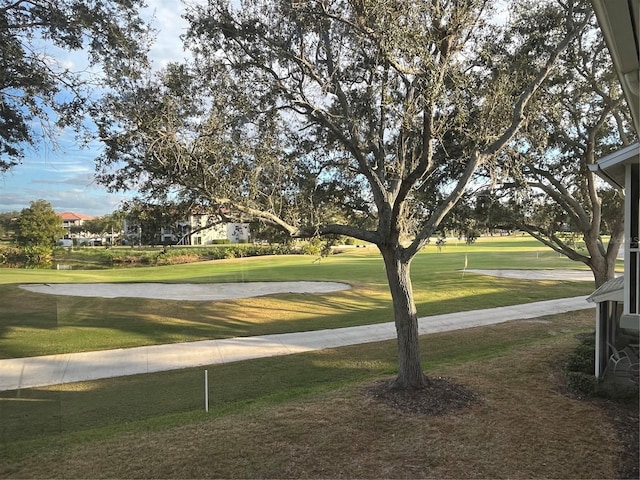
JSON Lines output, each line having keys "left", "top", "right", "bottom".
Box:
{"left": 366, "top": 376, "right": 482, "bottom": 416}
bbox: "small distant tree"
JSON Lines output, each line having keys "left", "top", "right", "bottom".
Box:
{"left": 0, "top": 211, "right": 19, "bottom": 240}
{"left": 474, "top": 190, "right": 513, "bottom": 236}
{"left": 16, "top": 200, "right": 65, "bottom": 247}
{"left": 121, "top": 201, "right": 170, "bottom": 246}
{"left": 69, "top": 224, "right": 85, "bottom": 236}
{"left": 440, "top": 195, "right": 477, "bottom": 240}
{"left": 83, "top": 215, "right": 120, "bottom": 235}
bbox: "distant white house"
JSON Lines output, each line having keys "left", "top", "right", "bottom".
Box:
{"left": 123, "top": 212, "right": 250, "bottom": 246}
{"left": 178, "top": 213, "right": 250, "bottom": 245}
{"left": 57, "top": 211, "right": 96, "bottom": 233}
{"left": 57, "top": 211, "right": 109, "bottom": 246}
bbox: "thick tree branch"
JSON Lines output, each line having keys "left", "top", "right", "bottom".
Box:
{"left": 521, "top": 223, "right": 591, "bottom": 264}
{"left": 526, "top": 167, "right": 591, "bottom": 228}
{"left": 483, "top": 9, "right": 591, "bottom": 158}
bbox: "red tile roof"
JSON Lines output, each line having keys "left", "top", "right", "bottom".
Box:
{"left": 57, "top": 212, "right": 97, "bottom": 221}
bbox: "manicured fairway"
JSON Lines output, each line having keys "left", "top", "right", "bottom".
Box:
{"left": 0, "top": 236, "right": 600, "bottom": 358}
{"left": 0, "top": 236, "right": 632, "bottom": 479}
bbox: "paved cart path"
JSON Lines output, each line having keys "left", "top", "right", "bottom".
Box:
{"left": 0, "top": 294, "right": 592, "bottom": 391}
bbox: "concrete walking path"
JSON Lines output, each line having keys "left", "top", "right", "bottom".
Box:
{"left": 0, "top": 296, "right": 592, "bottom": 392}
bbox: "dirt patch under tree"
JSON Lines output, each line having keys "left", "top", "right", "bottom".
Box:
{"left": 366, "top": 376, "right": 481, "bottom": 416}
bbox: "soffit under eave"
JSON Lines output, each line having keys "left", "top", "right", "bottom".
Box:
{"left": 588, "top": 142, "right": 639, "bottom": 189}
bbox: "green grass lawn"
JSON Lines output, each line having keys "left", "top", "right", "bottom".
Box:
{"left": 0, "top": 235, "right": 633, "bottom": 478}
{"left": 0, "top": 235, "right": 598, "bottom": 358}
{"left": 1, "top": 309, "right": 627, "bottom": 479}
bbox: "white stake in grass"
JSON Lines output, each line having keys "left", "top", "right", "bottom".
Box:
{"left": 204, "top": 369, "right": 209, "bottom": 412}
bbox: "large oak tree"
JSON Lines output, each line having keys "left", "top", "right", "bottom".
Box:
{"left": 95, "top": 0, "right": 590, "bottom": 389}
{"left": 495, "top": 15, "right": 635, "bottom": 288}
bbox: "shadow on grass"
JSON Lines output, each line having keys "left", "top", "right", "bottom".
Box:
{"left": 0, "top": 309, "right": 594, "bottom": 459}
{"left": 0, "top": 344, "right": 397, "bottom": 448}
{"left": 0, "top": 272, "right": 593, "bottom": 359}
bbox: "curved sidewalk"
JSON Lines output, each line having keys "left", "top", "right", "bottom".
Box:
{"left": 0, "top": 296, "right": 592, "bottom": 392}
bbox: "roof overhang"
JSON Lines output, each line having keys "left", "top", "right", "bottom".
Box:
{"left": 587, "top": 275, "right": 625, "bottom": 303}
{"left": 588, "top": 142, "right": 640, "bottom": 189}
{"left": 591, "top": 0, "right": 640, "bottom": 135}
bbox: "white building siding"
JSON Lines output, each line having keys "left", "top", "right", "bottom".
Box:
{"left": 188, "top": 214, "right": 249, "bottom": 244}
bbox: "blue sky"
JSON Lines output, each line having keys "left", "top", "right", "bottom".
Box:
{"left": 0, "top": 2, "right": 193, "bottom": 217}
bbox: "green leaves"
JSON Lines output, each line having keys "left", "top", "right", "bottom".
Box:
{"left": 15, "top": 199, "right": 65, "bottom": 247}
{"left": 0, "top": 0, "right": 152, "bottom": 171}
{"left": 95, "top": 0, "right": 592, "bottom": 253}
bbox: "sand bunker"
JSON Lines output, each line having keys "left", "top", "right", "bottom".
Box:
{"left": 19, "top": 270, "right": 596, "bottom": 302}
{"left": 464, "top": 269, "right": 597, "bottom": 281}
{"left": 19, "top": 281, "right": 351, "bottom": 301}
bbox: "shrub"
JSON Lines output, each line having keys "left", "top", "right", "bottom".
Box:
{"left": 163, "top": 254, "right": 200, "bottom": 265}
{"left": 301, "top": 238, "right": 322, "bottom": 256}
{"left": 222, "top": 247, "right": 237, "bottom": 259}
{"left": 0, "top": 246, "right": 23, "bottom": 266}
{"left": 564, "top": 336, "right": 595, "bottom": 375}
{"left": 563, "top": 333, "right": 597, "bottom": 397}
{"left": 566, "top": 371, "right": 598, "bottom": 396}
{"left": 22, "top": 245, "right": 53, "bottom": 265}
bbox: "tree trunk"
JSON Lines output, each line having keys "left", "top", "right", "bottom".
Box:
{"left": 584, "top": 233, "right": 622, "bottom": 288}
{"left": 380, "top": 245, "right": 427, "bottom": 389}
{"left": 589, "top": 259, "right": 611, "bottom": 289}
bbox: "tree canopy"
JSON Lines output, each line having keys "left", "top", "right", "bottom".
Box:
{"left": 16, "top": 199, "right": 65, "bottom": 247}
{"left": 492, "top": 12, "right": 635, "bottom": 287}
{"left": 0, "top": 0, "right": 151, "bottom": 172}
{"left": 94, "top": 0, "right": 591, "bottom": 389}
{"left": 0, "top": 211, "right": 18, "bottom": 239}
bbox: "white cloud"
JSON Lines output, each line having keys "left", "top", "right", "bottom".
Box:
{"left": 2, "top": 0, "right": 201, "bottom": 216}
{"left": 144, "top": 1, "right": 197, "bottom": 69}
